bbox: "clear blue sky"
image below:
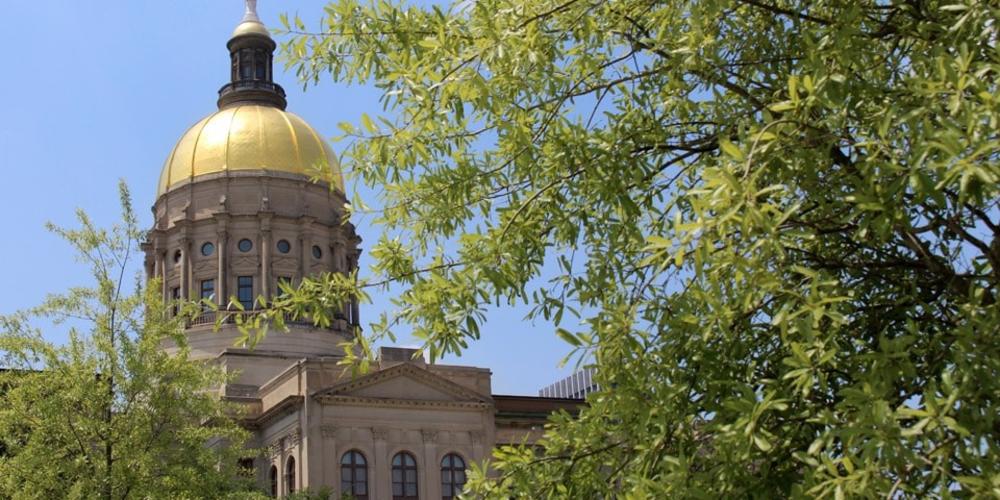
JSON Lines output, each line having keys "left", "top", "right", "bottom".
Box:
{"left": 0, "top": 1, "right": 581, "bottom": 395}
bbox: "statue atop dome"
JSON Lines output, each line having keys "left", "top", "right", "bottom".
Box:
{"left": 243, "top": 0, "right": 260, "bottom": 23}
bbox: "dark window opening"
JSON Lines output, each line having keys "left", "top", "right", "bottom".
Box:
{"left": 239, "top": 49, "right": 253, "bottom": 80}
{"left": 277, "top": 276, "right": 292, "bottom": 298}
{"left": 171, "top": 286, "right": 181, "bottom": 316}
{"left": 201, "top": 242, "right": 215, "bottom": 256}
{"left": 237, "top": 458, "right": 254, "bottom": 478}
{"left": 277, "top": 239, "right": 291, "bottom": 254}
{"left": 255, "top": 49, "right": 267, "bottom": 80}
{"left": 392, "top": 452, "right": 418, "bottom": 500}
{"left": 312, "top": 245, "right": 323, "bottom": 259}
{"left": 200, "top": 279, "right": 215, "bottom": 310}
{"left": 340, "top": 450, "right": 368, "bottom": 499}
{"left": 285, "top": 456, "right": 296, "bottom": 494}
{"left": 237, "top": 276, "right": 253, "bottom": 311}
{"left": 268, "top": 465, "right": 277, "bottom": 497}
{"left": 441, "top": 453, "right": 467, "bottom": 499}
{"left": 238, "top": 238, "right": 253, "bottom": 252}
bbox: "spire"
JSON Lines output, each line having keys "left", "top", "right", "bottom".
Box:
{"left": 217, "top": 0, "right": 287, "bottom": 110}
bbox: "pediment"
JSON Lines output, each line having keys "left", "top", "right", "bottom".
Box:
{"left": 314, "top": 363, "right": 490, "bottom": 406}
{"left": 273, "top": 256, "right": 297, "bottom": 270}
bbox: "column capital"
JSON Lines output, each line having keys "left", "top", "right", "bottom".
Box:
{"left": 468, "top": 431, "right": 483, "bottom": 445}
{"left": 421, "top": 430, "right": 439, "bottom": 443}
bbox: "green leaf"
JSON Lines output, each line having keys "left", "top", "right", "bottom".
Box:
{"left": 719, "top": 138, "right": 745, "bottom": 161}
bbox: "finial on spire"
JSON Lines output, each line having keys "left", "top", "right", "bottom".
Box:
{"left": 243, "top": 0, "right": 260, "bottom": 23}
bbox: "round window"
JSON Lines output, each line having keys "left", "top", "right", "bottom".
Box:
{"left": 173, "top": 250, "right": 182, "bottom": 264}
{"left": 200, "top": 242, "right": 215, "bottom": 257}
{"left": 312, "top": 245, "right": 323, "bottom": 259}
{"left": 238, "top": 239, "right": 253, "bottom": 252}
{"left": 277, "top": 239, "right": 291, "bottom": 254}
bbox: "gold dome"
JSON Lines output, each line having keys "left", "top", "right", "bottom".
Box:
{"left": 157, "top": 105, "right": 344, "bottom": 197}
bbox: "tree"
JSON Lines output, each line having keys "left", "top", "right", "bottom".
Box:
{"left": 0, "top": 182, "right": 255, "bottom": 499}
{"left": 274, "top": 0, "right": 999, "bottom": 497}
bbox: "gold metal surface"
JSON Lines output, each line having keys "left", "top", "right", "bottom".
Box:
{"left": 157, "top": 105, "right": 343, "bottom": 197}
{"left": 232, "top": 20, "right": 270, "bottom": 38}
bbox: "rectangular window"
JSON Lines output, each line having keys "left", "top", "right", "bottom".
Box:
{"left": 200, "top": 279, "right": 215, "bottom": 310}
{"left": 277, "top": 276, "right": 292, "bottom": 298}
{"left": 171, "top": 286, "right": 180, "bottom": 316}
{"left": 237, "top": 276, "right": 254, "bottom": 311}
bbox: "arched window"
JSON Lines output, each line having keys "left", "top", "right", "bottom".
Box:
{"left": 391, "top": 452, "right": 418, "bottom": 500}
{"left": 440, "top": 453, "right": 467, "bottom": 500}
{"left": 340, "top": 450, "right": 368, "bottom": 499}
{"left": 268, "top": 465, "right": 278, "bottom": 497}
{"left": 285, "top": 456, "right": 296, "bottom": 494}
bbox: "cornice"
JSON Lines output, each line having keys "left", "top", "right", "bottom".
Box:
{"left": 315, "top": 394, "right": 491, "bottom": 411}
{"left": 246, "top": 395, "right": 303, "bottom": 429}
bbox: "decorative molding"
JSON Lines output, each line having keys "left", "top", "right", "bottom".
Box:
{"left": 421, "top": 430, "right": 439, "bottom": 443}
{"left": 193, "top": 260, "right": 214, "bottom": 273}
{"left": 266, "top": 440, "right": 282, "bottom": 458}
{"left": 286, "top": 428, "right": 302, "bottom": 448}
{"left": 315, "top": 395, "right": 491, "bottom": 411}
{"left": 273, "top": 256, "right": 298, "bottom": 269}
{"left": 321, "top": 425, "right": 338, "bottom": 438}
{"left": 371, "top": 427, "right": 390, "bottom": 441}
{"left": 249, "top": 395, "right": 303, "bottom": 428}
{"left": 313, "top": 362, "right": 491, "bottom": 404}
{"left": 469, "top": 431, "right": 483, "bottom": 445}
{"left": 232, "top": 255, "right": 258, "bottom": 268}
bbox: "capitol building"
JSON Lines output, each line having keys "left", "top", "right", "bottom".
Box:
{"left": 140, "top": 3, "right": 577, "bottom": 498}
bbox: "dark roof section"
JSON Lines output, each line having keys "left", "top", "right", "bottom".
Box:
{"left": 493, "top": 395, "right": 585, "bottom": 420}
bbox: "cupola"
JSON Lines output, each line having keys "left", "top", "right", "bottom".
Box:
{"left": 218, "top": 0, "right": 287, "bottom": 110}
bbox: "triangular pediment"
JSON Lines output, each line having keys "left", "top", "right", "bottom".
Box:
{"left": 314, "top": 363, "right": 490, "bottom": 406}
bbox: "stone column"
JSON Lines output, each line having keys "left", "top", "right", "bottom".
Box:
{"left": 470, "top": 431, "right": 484, "bottom": 464}
{"left": 216, "top": 232, "right": 227, "bottom": 307}
{"left": 330, "top": 238, "right": 349, "bottom": 327}
{"left": 215, "top": 216, "right": 229, "bottom": 307}
{"left": 297, "top": 216, "right": 314, "bottom": 283}
{"left": 320, "top": 425, "right": 337, "bottom": 492}
{"left": 179, "top": 237, "right": 191, "bottom": 300}
{"left": 372, "top": 427, "right": 389, "bottom": 500}
{"left": 349, "top": 252, "right": 361, "bottom": 326}
{"left": 422, "top": 430, "right": 440, "bottom": 500}
{"left": 260, "top": 214, "right": 273, "bottom": 302}
{"left": 276, "top": 446, "right": 286, "bottom": 496}
{"left": 154, "top": 250, "right": 166, "bottom": 303}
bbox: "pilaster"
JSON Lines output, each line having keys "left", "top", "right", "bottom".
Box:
{"left": 372, "top": 427, "right": 389, "bottom": 500}
{"left": 422, "top": 430, "right": 440, "bottom": 500}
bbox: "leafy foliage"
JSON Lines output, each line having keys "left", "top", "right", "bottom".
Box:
{"left": 0, "top": 182, "right": 256, "bottom": 499}
{"left": 278, "top": 0, "right": 999, "bottom": 497}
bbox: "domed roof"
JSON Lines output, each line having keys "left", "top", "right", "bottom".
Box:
{"left": 157, "top": 105, "right": 344, "bottom": 197}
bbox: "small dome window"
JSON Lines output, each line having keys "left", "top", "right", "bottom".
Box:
{"left": 238, "top": 239, "right": 253, "bottom": 253}
{"left": 277, "top": 239, "right": 291, "bottom": 254}
{"left": 312, "top": 245, "right": 323, "bottom": 259}
{"left": 173, "top": 250, "right": 182, "bottom": 264}
{"left": 200, "top": 242, "right": 215, "bottom": 257}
